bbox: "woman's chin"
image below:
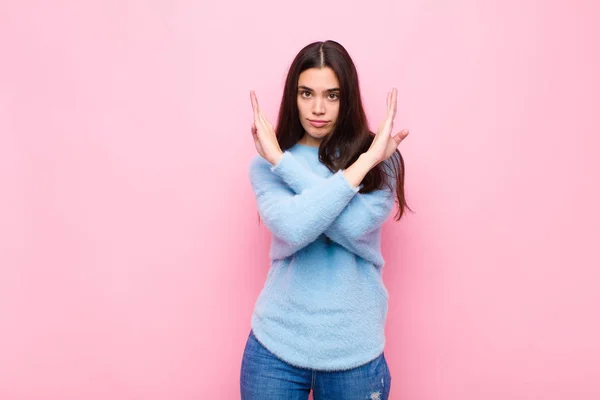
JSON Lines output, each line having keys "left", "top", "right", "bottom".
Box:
{"left": 307, "top": 130, "right": 332, "bottom": 139}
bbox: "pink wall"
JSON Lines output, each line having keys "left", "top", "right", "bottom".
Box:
{"left": 1, "top": 1, "right": 599, "bottom": 398}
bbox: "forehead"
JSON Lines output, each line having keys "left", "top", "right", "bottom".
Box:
{"left": 298, "top": 67, "right": 339, "bottom": 90}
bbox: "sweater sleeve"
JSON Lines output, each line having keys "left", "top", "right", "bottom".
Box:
{"left": 270, "top": 151, "right": 397, "bottom": 264}
{"left": 249, "top": 155, "right": 360, "bottom": 256}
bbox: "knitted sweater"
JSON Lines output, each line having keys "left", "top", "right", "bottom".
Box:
{"left": 248, "top": 142, "right": 396, "bottom": 371}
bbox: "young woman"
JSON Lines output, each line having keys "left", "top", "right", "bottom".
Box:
{"left": 241, "top": 40, "right": 410, "bottom": 400}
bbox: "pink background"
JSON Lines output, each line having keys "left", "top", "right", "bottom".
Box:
{"left": 1, "top": 1, "right": 599, "bottom": 399}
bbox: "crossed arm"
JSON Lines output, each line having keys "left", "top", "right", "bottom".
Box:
{"left": 249, "top": 152, "right": 397, "bottom": 264}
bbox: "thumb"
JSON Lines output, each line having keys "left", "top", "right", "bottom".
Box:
{"left": 395, "top": 129, "right": 409, "bottom": 143}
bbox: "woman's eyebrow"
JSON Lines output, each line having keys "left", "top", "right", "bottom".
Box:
{"left": 298, "top": 85, "right": 340, "bottom": 92}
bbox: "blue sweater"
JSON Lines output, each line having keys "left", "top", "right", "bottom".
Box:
{"left": 248, "top": 143, "right": 397, "bottom": 371}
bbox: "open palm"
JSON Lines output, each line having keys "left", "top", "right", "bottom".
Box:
{"left": 250, "top": 90, "right": 282, "bottom": 165}
{"left": 368, "top": 88, "right": 409, "bottom": 163}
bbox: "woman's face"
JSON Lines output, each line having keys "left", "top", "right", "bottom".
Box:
{"left": 296, "top": 67, "right": 340, "bottom": 146}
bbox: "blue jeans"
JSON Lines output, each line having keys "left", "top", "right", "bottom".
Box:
{"left": 240, "top": 330, "right": 391, "bottom": 400}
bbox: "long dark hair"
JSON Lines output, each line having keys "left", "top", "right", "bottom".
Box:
{"left": 276, "top": 40, "right": 411, "bottom": 220}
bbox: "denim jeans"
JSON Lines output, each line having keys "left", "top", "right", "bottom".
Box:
{"left": 240, "top": 330, "right": 391, "bottom": 400}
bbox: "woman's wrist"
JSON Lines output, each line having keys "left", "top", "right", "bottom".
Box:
{"left": 268, "top": 149, "right": 284, "bottom": 166}
{"left": 343, "top": 153, "right": 377, "bottom": 188}
{"left": 362, "top": 150, "right": 382, "bottom": 167}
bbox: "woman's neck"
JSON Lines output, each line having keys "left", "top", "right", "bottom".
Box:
{"left": 297, "top": 133, "right": 322, "bottom": 148}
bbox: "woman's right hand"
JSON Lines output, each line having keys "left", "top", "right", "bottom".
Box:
{"left": 250, "top": 91, "right": 283, "bottom": 165}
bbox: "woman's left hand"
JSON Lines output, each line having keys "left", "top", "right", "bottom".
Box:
{"left": 366, "top": 88, "right": 409, "bottom": 165}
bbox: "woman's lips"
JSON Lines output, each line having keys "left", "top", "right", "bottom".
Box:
{"left": 309, "top": 120, "right": 329, "bottom": 128}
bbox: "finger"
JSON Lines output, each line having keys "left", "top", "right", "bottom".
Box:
{"left": 258, "top": 108, "right": 273, "bottom": 130}
{"left": 386, "top": 90, "right": 394, "bottom": 121}
{"left": 391, "top": 88, "right": 398, "bottom": 120}
{"left": 258, "top": 107, "right": 267, "bottom": 123}
{"left": 250, "top": 90, "right": 256, "bottom": 110}
{"left": 250, "top": 90, "right": 260, "bottom": 119}
{"left": 386, "top": 91, "right": 391, "bottom": 111}
{"left": 251, "top": 126, "right": 259, "bottom": 142}
{"left": 253, "top": 104, "right": 269, "bottom": 131}
{"left": 395, "top": 129, "right": 409, "bottom": 142}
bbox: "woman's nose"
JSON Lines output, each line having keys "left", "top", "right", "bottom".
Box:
{"left": 312, "top": 98, "right": 325, "bottom": 115}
